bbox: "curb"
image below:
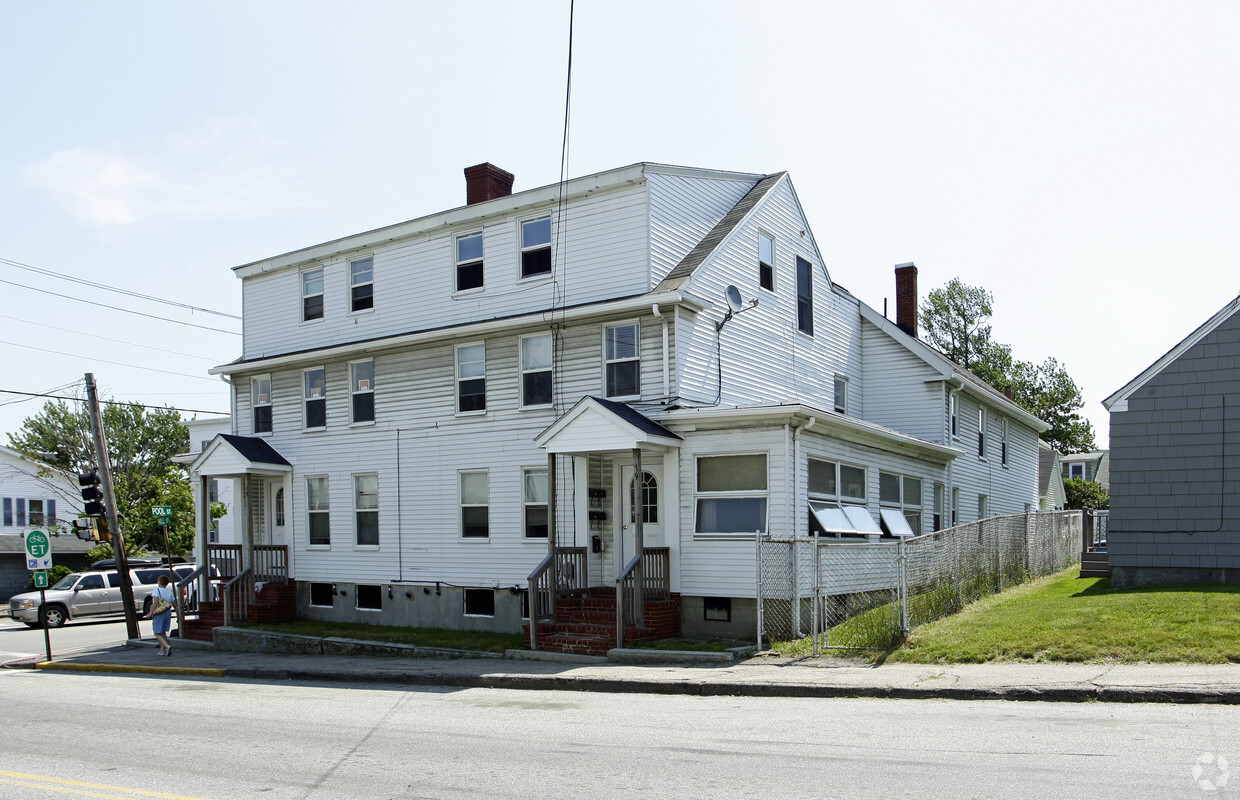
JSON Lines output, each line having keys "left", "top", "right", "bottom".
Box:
{"left": 32, "top": 660, "right": 1240, "bottom": 704}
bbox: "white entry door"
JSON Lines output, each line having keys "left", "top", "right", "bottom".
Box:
{"left": 615, "top": 459, "right": 664, "bottom": 568}
{"left": 267, "top": 483, "right": 287, "bottom": 546}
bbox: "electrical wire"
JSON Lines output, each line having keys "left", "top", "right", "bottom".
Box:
{"left": 0, "top": 255, "right": 240, "bottom": 319}
{"left": 543, "top": 0, "right": 575, "bottom": 414}
{"left": 0, "top": 312, "right": 223, "bottom": 361}
{"left": 0, "top": 338, "right": 222, "bottom": 381}
{"left": 0, "top": 379, "right": 83, "bottom": 407}
{"left": 0, "top": 277, "right": 241, "bottom": 335}
{"left": 0, "top": 389, "right": 227, "bottom": 416}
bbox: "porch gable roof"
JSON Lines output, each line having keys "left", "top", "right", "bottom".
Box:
{"left": 534, "top": 397, "right": 683, "bottom": 455}
{"left": 186, "top": 434, "right": 293, "bottom": 477}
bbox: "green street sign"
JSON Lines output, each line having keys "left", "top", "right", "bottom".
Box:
{"left": 34, "top": 571, "right": 49, "bottom": 589}
{"left": 151, "top": 506, "right": 174, "bottom": 517}
{"left": 25, "top": 530, "right": 52, "bottom": 571}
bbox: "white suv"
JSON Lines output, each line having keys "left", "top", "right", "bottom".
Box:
{"left": 8, "top": 564, "right": 200, "bottom": 628}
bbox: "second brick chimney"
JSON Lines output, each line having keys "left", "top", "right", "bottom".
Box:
{"left": 895, "top": 262, "right": 918, "bottom": 338}
{"left": 464, "top": 163, "right": 515, "bottom": 206}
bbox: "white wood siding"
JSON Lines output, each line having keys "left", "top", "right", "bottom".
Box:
{"left": 240, "top": 182, "right": 651, "bottom": 361}
{"left": 860, "top": 320, "right": 944, "bottom": 442}
{"left": 647, "top": 172, "right": 757, "bottom": 286}
{"left": 948, "top": 392, "right": 1041, "bottom": 521}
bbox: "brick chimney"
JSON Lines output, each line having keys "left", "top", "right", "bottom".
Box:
{"left": 464, "top": 163, "right": 515, "bottom": 206}
{"left": 895, "top": 262, "right": 918, "bottom": 338}
{"left": 1004, "top": 385, "right": 1014, "bottom": 401}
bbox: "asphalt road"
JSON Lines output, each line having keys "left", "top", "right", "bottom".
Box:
{"left": 0, "top": 616, "right": 135, "bottom": 663}
{"left": 1, "top": 670, "right": 1236, "bottom": 799}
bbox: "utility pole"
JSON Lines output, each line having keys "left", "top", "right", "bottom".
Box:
{"left": 84, "top": 373, "right": 140, "bottom": 640}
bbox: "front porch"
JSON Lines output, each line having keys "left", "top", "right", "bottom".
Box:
{"left": 180, "top": 434, "right": 299, "bottom": 639}
{"left": 526, "top": 397, "right": 684, "bottom": 654}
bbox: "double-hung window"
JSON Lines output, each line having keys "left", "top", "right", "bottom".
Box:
{"left": 604, "top": 322, "right": 640, "bottom": 398}
{"left": 349, "top": 256, "right": 374, "bottom": 312}
{"left": 28, "top": 499, "right": 44, "bottom": 528}
{"left": 949, "top": 393, "right": 959, "bottom": 438}
{"left": 304, "top": 368, "right": 326, "bottom": 429}
{"left": 695, "top": 454, "right": 768, "bottom": 535}
{"left": 456, "top": 343, "right": 486, "bottom": 413}
{"left": 460, "top": 470, "right": 489, "bottom": 539}
{"left": 951, "top": 487, "right": 960, "bottom": 526}
{"left": 520, "top": 334, "right": 553, "bottom": 407}
{"left": 1068, "top": 463, "right": 1085, "bottom": 480}
{"left": 1000, "top": 419, "right": 1008, "bottom": 465}
{"left": 354, "top": 474, "right": 379, "bottom": 546}
{"left": 978, "top": 494, "right": 989, "bottom": 519}
{"left": 456, "top": 232, "right": 484, "bottom": 292}
{"left": 523, "top": 468, "right": 548, "bottom": 538}
{"left": 2, "top": 498, "right": 10, "bottom": 526}
{"left": 796, "top": 256, "right": 813, "bottom": 335}
{"left": 808, "top": 459, "right": 867, "bottom": 503}
{"left": 15, "top": 498, "right": 26, "bottom": 527}
{"left": 977, "top": 408, "right": 986, "bottom": 458}
{"left": 307, "top": 477, "right": 330, "bottom": 546}
{"left": 252, "top": 376, "right": 272, "bottom": 434}
{"left": 933, "top": 484, "right": 945, "bottom": 531}
{"left": 350, "top": 361, "right": 375, "bottom": 424}
{"left": 302, "top": 268, "right": 324, "bottom": 321}
{"left": 520, "top": 215, "right": 552, "bottom": 278}
{"left": 833, "top": 375, "right": 848, "bottom": 414}
{"left": 879, "top": 472, "right": 923, "bottom": 535}
{"left": 758, "top": 232, "right": 774, "bottom": 292}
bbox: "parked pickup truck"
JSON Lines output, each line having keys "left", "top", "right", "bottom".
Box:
{"left": 8, "top": 564, "right": 203, "bottom": 628}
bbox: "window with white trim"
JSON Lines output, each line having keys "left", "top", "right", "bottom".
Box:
{"left": 28, "top": 499, "right": 44, "bottom": 528}
{"left": 523, "top": 468, "right": 548, "bottom": 538}
{"left": 977, "top": 408, "right": 986, "bottom": 458}
{"left": 949, "top": 393, "right": 959, "bottom": 438}
{"left": 951, "top": 487, "right": 960, "bottom": 526}
{"left": 629, "top": 471, "right": 658, "bottom": 524}
{"left": 349, "top": 256, "right": 374, "bottom": 312}
{"left": 460, "top": 470, "right": 489, "bottom": 539}
{"left": 520, "top": 215, "right": 552, "bottom": 278}
{"left": 252, "top": 375, "right": 272, "bottom": 434}
{"left": 834, "top": 375, "right": 848, "bottom": 414}
{"left": 978, "top": 494, "right": 989, "bottom": 520}
{"left": 1068, "top": 463, "right": 1085, "bottom": 480}
{"left": 356, "top": 585, "right": 382, "bottom": 610}
{"left": 604, "top": 322, "right": 640, "bottom": 398}
{"left": 2, "top": 498, "right": 11, "bottom": 526}
{"left": 695, "top": 454, "right": 767, "bottom": 535}
{"left": 1000, "top": 418, "right": 1008, "bottom": 466}
{"left": 808, "top": 459, "right": 867, "bottom": 503}
{"left": 304, "top": 368, "right": 326, "bottom": 429}
{"left": 758, "top": 232, "right": 774, "bottom": 292}
{"left": 350, "top": 360, "right": 375, "bottom": 424}
{"left": 302, "top": 268, "right": 324, "bottom": 321}
{"left": 15, "top": 498, "right": 25, "bottom": 527}
{"left": 520, "top": 334, "right": 553, "bottom": 407}
{"left": 879, "top": 472, "right": 923, "bottom": 535}
{"left": 464, "top": 588, "right": 495, "bottom": 617}
{"left": 456, "top": 343, "right": 486, "bottom": 413}
{"left": 933, "top": 483, "right": 945, "bottom": 531}
{"left": 456, "top": 231, "right": 484, "bottom": 292}
{"left": 307, "top": 476, "right": 330, "bottom": 546}
{"left": 354, "top": 474, "right": 379, "bottom": 546}
{"left": 796, "top": 256, "right": 813, "bottom": 335}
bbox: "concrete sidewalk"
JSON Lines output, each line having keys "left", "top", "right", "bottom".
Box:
{"left": 7, "top": 639, "right": 1240, "bottom": 704}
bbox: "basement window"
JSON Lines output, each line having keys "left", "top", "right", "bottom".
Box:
{"left": 464, "top": 588, "right": 495, "bottom": 617}
{"left": 355, "top": 584, "right": 382, "bottom": 611}
{"left": 309, "top": 583, "right": 334, "bottom": 608}
{"left": 704, "top": 596, "right": 731, "bottom": 622}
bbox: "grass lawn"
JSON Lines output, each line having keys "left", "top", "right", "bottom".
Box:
{"left": 239, "top": 620, "right": 524, "bottom": 654}
{"left": 890, "top": 567, "right": 1240, "bottom": 664}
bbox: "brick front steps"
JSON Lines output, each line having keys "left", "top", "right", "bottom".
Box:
{"left": 182, "top": 582, "right": 298, "bottom": 641}
{"left": 524, "top": 588, "right": 680, "bottom": 656}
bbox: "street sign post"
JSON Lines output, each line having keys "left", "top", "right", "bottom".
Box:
{"left": 152, "top": 506, "right": 174, "bottom": 526}
{"left": 24, "top": 530, "right": 52, "bottom": 571}
{"left": 33, "top": 571, "right": 48, "bottom": 589}
{"left": 151, "top": 507, "right": 186, "bottom": 634}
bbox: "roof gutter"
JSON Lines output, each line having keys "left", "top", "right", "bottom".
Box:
{"left": 211, "top": 289, "right": 700, "bottom": 376}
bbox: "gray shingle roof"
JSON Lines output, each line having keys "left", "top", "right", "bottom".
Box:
{"left": 588, "top": 397, "right": 682, "bottom": 441}
{"left": 218, "top": 434, "right": 292, "bottom": 466}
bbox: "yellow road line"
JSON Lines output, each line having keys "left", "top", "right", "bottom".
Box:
{"left": 35, "top": 662, "right": 225, "bottom": 678}
{"left": 0, "top": 772, "right": 213, "bottom": 800}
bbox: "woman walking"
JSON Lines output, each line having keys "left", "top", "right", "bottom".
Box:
{"left": 150, "top": 574, "right": 176, "bottom": 657}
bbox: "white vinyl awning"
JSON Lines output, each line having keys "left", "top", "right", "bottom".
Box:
{"left": 809, "top": 502, "right": 882, "bottom": 537}
{"left": 879, "top": 508, "right": 915, "bottom": 537}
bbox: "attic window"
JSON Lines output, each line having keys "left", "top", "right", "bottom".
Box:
{"left": 456, "top": 232, "right": 484, "bottom": 292}
{"left": 520, "top": 216, "right": 552, "bottom": 278}
{"left": 758, "top": 232, "right": 774, "bottom": 292}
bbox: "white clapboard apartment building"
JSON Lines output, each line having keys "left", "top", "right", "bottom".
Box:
{"left": 187, "top": 162, "right": 1046, "bottom": 648}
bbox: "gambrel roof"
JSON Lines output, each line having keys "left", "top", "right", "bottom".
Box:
{"left": 1103, "top": 294, "right": 1240, "bottom": 413}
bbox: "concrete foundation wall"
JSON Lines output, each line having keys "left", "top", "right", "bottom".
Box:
{"left": 1111, "top": 565, "right": 1240, "bottom": 589}
{"left": 295, "top": 581, "right": 526, "bottom": 634}
{"left": 679, "top": 596, "right": 757, "bottom": 641}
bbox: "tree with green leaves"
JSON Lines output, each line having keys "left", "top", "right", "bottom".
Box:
{"left": 8, "top": 398, "right": 194, "bottom": 554}
{"left": 1064, "top": 478, "right": 1109, "bottom": 510}
{"left": 921, "top": 278, "right": 1096, "bottom": 454}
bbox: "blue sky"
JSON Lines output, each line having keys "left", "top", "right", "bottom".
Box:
{"left": 2, "top": 1, "right": 1238, "bottom": 447}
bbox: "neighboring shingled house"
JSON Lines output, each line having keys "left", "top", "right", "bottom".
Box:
{"left": 1103, "top": 294, "right": 1240, "bottom": 588}
{"left": 1061, "top": 450, "right": 1109, "bottom": 492}
{"left": 1038, "top": 442, "right": 1067, "bottom": 511}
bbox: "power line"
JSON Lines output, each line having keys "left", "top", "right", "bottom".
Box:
{"left": 0, "top": 338, "right": 221, "bottom": 381}
{"left": 0, "top": 312, "right": 224, "bottom": 361}
{"left": 0, "top": 379, "right": 83, "bottom": 408}
{"left": 0, "top": 389, "right": 228, "bottom": 416}
{"left": 0, "top": 277, "right": 241, "bottom": 335}
{"left": 0, "top": 255, "right": 241, "bottom": 320}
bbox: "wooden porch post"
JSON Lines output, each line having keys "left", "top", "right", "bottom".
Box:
{"left": 547, "top": 452, "right": 557, "bottom": 615}
{"left": 242, "top": 474, "right": 255, "bottom": 604}
{"left": 633, "top": 447, "right": 644, "bottom": 627}
{"left": 199, "top": 474, "right": 210, "bottom": 606}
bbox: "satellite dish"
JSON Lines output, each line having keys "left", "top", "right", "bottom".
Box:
{"left": 724, "top": 285, "right": 745, "bottom": 313}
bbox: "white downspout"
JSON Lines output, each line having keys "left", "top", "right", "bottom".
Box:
{"left": 652, "top": 303, "right": 670, "bottom": 401}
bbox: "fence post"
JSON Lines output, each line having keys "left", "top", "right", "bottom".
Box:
{"left": 994, "top": 522, "right": 1002, "bottom": 593}
{"left": 898, "top": 538, "right": 909, "bottom": 638}
{"left": 812, "top": 536, "right": 820, "bottom": 656}
{"left": 755, "top": 530, "right": 763, "bottom": 651}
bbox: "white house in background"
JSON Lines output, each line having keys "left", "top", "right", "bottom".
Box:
{"left": 187, "top": 162, "right": 1047, "bottom": 646}
{"left": 179, "top": 418, "right": 236, "bottom": 546}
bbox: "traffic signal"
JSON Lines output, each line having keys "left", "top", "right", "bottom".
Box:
{"left": 71, "top": 519, "right": 93, "bottom": 541}
{"left": 79, "top": 470, "right": 104, "bottom": 517}
{"left": 96, "top": 516, "right": 111, "bottom": 542}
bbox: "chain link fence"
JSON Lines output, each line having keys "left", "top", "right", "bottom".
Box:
{"left": 757, "top": 510, "right": 1082, "bottom": 651}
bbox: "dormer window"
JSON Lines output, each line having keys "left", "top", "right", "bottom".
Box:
{"left": 456, "top": 232, "right": 484, "bottom": 292}
{"left": 349, "top": 256, "right": 374, "bottom": 312}
{"left": 302, "top": 269, "right": 324, "bottom": 321}
{"left": 520, "top": 216, "right": 552, "bottom": 278}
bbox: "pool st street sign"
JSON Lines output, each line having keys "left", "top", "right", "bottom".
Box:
{"left": 152, "top": 505, "right": 173, "bottom": 526}
{"left": 25, "top": 529, "right": 52, "bottom": 571}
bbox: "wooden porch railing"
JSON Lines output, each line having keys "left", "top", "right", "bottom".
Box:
{"left": 222, "top": 568, "right": 253, "bottom": 627}
{"left": 253, "top": 545, "right": 288, "bottom": 584}
{"left": 526, "top": 547, "right": 589, "bottom": 651}
{"left": 207, "top": 545, "right": 242, "bottom": 579}
{"left": 616, "top": 547, "right": 671, "bottom": 648}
